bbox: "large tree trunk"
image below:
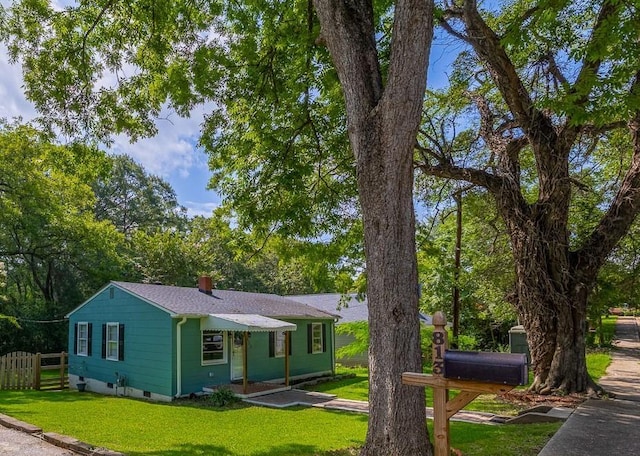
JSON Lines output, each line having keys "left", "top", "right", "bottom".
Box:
{"left": 505, "top": 221, "right": 594, "bottom": 394}
{"left": 358, "top": 113, "right": 430, "bottom": 455}
{"left": 313, "top": 0, "right": 434, "bottom": 454}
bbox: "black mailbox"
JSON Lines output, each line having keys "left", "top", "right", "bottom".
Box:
{"left": 444, "top": 350, "right": 528, "bottom": 386}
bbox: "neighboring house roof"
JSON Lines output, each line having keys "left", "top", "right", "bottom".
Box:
{"left": 67, "top": 281, "right": 338, "bottom": 320}
{"left": 288, "top": 294, "right": 367, "bottom": 324}
{"left": 287, "top": 293, "right": 433, "bottom": 325}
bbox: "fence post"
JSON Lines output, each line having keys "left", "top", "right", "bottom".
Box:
{"left": 59, "top": 352, "right": 66, "bottom": 389}
{"left": 35, "top": 353, "right": 41, "bottom": 390}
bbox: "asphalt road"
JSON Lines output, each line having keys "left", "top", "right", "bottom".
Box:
{"left": 0, "top": 428, "right": 76, "bottom": 455}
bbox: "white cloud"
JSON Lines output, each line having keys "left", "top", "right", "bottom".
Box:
{"left": 0, "top": 43, "right": 220, "bottom": 214}
{"left": 183, "top": 201, "right": 221, "bottom": 218}
{"left": 109, "top": 106, "right": 208, "bottom": 180}
{"left": 0, "top": 49, "right": 38, "bottom": 121}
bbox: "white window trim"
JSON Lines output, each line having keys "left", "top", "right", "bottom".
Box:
{"left": 202, "top": 330, "right": 228, "bottom": 366}
{"left": 312, "top": 322, "right": 323, "bottom": 354}
{"left": 274, "top": 331, "right": 286, "bottom": 358}
{"left": 106, "top": 322, "right": 119, "bottom": 361}
{"left": 77, "top": 322, "right": 89, "bottom": 357}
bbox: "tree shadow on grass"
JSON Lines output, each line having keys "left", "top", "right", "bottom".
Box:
{"left": 309, "top": 376, "right": 368, "bottom": 390}
{"left": 0, "top": 389, "right": 97, "bottom": 405}
{"left": 127, "top": 443, "right": 235, "bottom": 456}
{"left": 127, "top": 443, "right": 361, "bottom": 456}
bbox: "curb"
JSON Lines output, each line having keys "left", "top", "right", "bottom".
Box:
{"left": 0, "top": 413, "right": 42, "bottom": 434}
{"left": 0, "top": 414, "right": 124, "bottom": 456}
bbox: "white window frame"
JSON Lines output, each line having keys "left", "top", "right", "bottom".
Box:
{"left": 311, "top": 322, "right": 323, "bottom": 354}
{"left": 274, "top": 331, "right": 286, "bottom": 358}
{"left": 106, "top": 322, "right": 119, "bottom": 361}
{"left": 77, "top": 322, "right": 89, "bottom": 357}
{"left": 202, "top": 330, "right": 227, "bottom": 366}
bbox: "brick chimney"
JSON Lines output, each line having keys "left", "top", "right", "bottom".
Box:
{"left": 198, "top": 276, "right": 213, "bottom": 295}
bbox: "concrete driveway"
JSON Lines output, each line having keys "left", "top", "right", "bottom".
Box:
{"left": 0, "top": 427, "right": 76, "bottom": 455}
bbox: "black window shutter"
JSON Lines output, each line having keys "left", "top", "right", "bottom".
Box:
{"left": 101, "top": 324, "right": 106, "bottom": 359}
{"left": 118, "top": 324, "right": 125, "bottom": 361}
{"left": 288, "top": 332, "right": 292, "bottom": 356}
{"left": 87, "top": 323, "right": 93, "bottom": 356}
{"left": 322, "top": 323, "right": 327, "bottom": 353}
{"left": 73, "top": 323, "right": 78, "bottom": 355}
{"left": 307, "top": 324, "right": 312, "bottom": 354}
{"left": 268, "top": 332, "right": 275, "bottom": 358}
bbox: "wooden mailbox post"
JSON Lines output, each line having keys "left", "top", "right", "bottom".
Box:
{"left": 402, "top": 311, "right": 526, "bottom": 456}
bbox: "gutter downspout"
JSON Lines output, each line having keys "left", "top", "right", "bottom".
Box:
{"left": 332, "top": 319, "right": 338, "bottom": 376}
{"left": 175, "top": 317, "right": 187, "bottom": 398}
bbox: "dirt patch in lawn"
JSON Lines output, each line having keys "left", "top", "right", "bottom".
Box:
{"left": 500, "top": 390, "right": 587, "bottom": 409}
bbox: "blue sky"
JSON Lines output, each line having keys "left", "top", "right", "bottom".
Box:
{"left": 0, "top": 19, "right": 459, "bottom": 219}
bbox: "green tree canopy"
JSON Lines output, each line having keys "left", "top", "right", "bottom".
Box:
{"left": 0, "top": 122, "right": 123, "bottom": 353}
{"left": 93, "top": 154, "right": 188, "bottom": 236}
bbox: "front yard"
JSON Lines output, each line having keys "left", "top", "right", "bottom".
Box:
{"left": 0, "top": 348, "right": 611, "bottom": 455}
{"left": 0, "top": 389, "right": 367, "bottom": 455}
{"left": 0, "top": 387, "right": 561, "bottom": 456}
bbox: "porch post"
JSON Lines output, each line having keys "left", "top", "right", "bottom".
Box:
{"left": 243, "top": 331, "right": 248, "bottom": 394}
{"left": 284, "top": 332, "right": 290, "bottom": 387}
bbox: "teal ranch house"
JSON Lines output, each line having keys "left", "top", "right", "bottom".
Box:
{"left": 65, "top": 277, "right": 338, "bottom": 401}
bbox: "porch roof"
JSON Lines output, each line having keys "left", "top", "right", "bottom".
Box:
{"left": 202, "top": 313, "right": 297, "bottom": 332}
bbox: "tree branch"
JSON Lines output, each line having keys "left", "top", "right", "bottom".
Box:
{"left": 570, "top": 1, "right": 617, "bottom": 107}
{"left": 575, "top": 72, "right": 640, "bottom": 275}
{"left": 81, "top": 0, "right": 116, "bottom": 77}
{"left": 438, "top": 15, "right": 469, "bottom": 44}
{"left": 378, "top": 0, "right": 433, "bottom": 134}
{"left": 460, "top": 0, "right": 559, "bottom": 155}
{"left": 415, "top": 161, "right": 503, "bottom": 193}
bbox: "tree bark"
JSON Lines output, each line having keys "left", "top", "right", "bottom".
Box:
{"left": 313, "top": 0, "right": 434, "bottom": 453}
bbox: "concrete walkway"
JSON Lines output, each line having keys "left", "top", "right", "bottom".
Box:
{"left": 246, "top": 388, "right": 501, "bottom": 424}
{"left": 538, "top": 316, "right": 640, "bottom": 456}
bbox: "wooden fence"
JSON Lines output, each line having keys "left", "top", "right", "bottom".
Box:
{"left": 0, "top": 351, "right": 68, "bottom": 390}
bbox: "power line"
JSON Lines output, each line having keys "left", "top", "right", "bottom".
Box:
{"left": 13, "top": 317, "right": 67, "bottom": 324}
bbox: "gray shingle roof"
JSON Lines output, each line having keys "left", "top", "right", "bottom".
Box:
{"left": 287, "top": 293, "right": 433, "bottom": 325}
{"left": 287, "top": 294, "right": 368, "bottom": 323}
{"left": 112, "top": 281, "right": 337, "bottom": 320}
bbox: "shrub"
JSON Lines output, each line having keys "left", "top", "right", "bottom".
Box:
{"left": 207, "top": 387, "right": 238, "bottom": 407}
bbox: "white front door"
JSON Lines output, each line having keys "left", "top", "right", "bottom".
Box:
{"left": 231, "top": 332, "right": 245, "bottom": 381}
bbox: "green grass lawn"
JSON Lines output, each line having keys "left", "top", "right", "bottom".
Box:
{"left": 586, "top": 350, "right": 611, "bottom": 381}
{"left": 445, "top": 421, "right": 560, "bottom": 456}
{"left": 316, "top": 348, "right": 612, "bottom": 416}
{"left": 0, "top": 390, "right": 367, "bottom": 455}
{"left": 0, "top": 389, "right": 559, "bottom": 456}
{"left": 0, "top": 353, "right": 608, "bottom": 455}
{"left": 311, "top": 366, "right": 523, "bottom": 415}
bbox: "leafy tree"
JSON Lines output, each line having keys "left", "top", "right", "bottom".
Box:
{"left": 1, "top": 1, "right": 436, "bottom": 453}
{"left": 124, "top": 211, "right": 348, "bottom": 295}
{"left": 593, "top": 223, "right": 640, "bottom": 318}
{"left": 126, "top": 229, "right": 199, "bottom": 286}
{"left": 93, "top": 154, "right": 188, "bottom": 236}
{"left": 417, "top": 189, "right": 517, "bottom": 349}
{"left": 0, "top": 122, "right": 123, "bottom": 352}
{"left": 186, "top": 214, "right": 351, "bottom": 295}
{"left": 416, "top": 0, "right": 640, "bottom": 394}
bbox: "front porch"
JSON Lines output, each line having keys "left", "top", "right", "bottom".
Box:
{"left": 201, "top": 313, "right": 296, "bottom": 396}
